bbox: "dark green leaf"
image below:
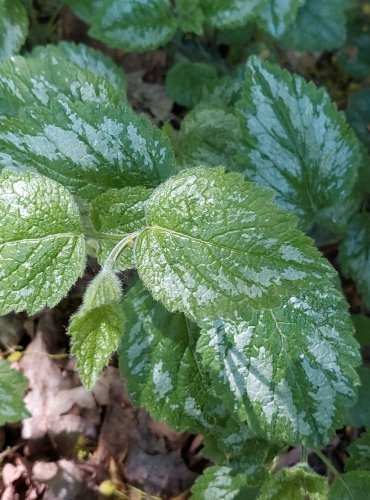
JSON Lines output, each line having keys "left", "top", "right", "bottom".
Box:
{"left": 347, "top": 365, "right": 370, "bottom": 427}
{"left": 0, "top": 359, "right": 29, "bottom": 425}
{"left": 329, "top": 471, "right": 370, "bottom": 499}
{"left": 346, "top": 430, "right": 370, "bottom": 472}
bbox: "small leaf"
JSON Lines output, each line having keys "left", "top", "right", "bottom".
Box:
{"left": 0, "top": 359, "right": 29, "bottom": 425}
{"left": 166, "top": 62, "right": 218, "bottom": 108}
{"left": 89, "top": 186, "right": 153, "bottom": 270}
{"left": 0, "top": 97, "right": 175, "bottom": 199}
{"left": 200, "top": 0, "right": 268, "bottom": 29}
{"left": 329, "top": 471, "right": 370, "bottom": 500}
{"left": 0, "top": 0, "right": 28, "bottom": 60}
{"left": 257, "top": 0, "right": 305, "bottom": 38}
{"left": 119, "top": 280, "right": 218, "bottom": 432}
{"left": 347, "top": 366, "right": 370, "bottom": 428}
{"left": 191, "top": 466, "right": 258, "bottom": 500}
{"left": 258, "top": 464, "right": 329, "bottom": 500}
{"left": 0, "top": 170, "right": 85, "bottom": 315}
{"left": 175, "top": 0, "right": 204, "bottom": 35}
{"left": 347, "top": 87, "right": 370, "bottom": 152}
{"left": 280, "top": 0, "right": 347, "bottom": 52}
{"left": 69, "top": 269, "right": 124, "bottom": 389}
{"left": 67, "top": 0, "right": 177, "bottom": 52}
{"left": 135, "top": 167, "right": 335, "bottom": 323}
{"left": 236, "top": 56, "right": 361, "bottom": 231}
{"left": 197, "top": 286, "right": 360, "bottom": 446}
{"left": 339, "top": 214, "right": 370, "bottom": 310}
{"left": 346, "top": 430, "right": 370, "bottom": 472}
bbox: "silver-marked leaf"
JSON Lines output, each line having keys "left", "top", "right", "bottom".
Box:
{"left": 67, "top": 0, "right": 177, "bottom": 52}
{"left": 280, "top": 0, "right": 347, "bottom": 52}
{"left": 191, "top": 466, "right": 257, "bottom": 500}
{"left": 119, "top": 280, "right": 217, "bottom": 432}
{"left": 0, "top": 97, "right": 175, "bottom": 199}
{"left": 135, "top": 167, "right": 335, "bottom": 323}
{"left": 0, "top": 170, "right": 86, "bottom": 315}
{"left": 89, "top": 186, "right": 153, "bottom": 270}
{"left": 258, "top": 465, "right": 328, "bottom": 500}
{"left": 176, "top": 104, "right": 242, "bottom": 169}
{"left": 69, "top": 269, "right": 124, "bottom": 389}
{"left": 0, "top": 0, "right": 28, "bottom": 60}
{"left": 200, "top": 0, "right": 269, "bottom": 29}
{"left": 257, "top": 0, "right": 305, "bottom": 38}
{"left": 339, "top": 215, "right": 370, "bottom": 310}
{"left": 237, "top": 56, "right": 361, "bottom": 232}
{"left": 197, "top": 286, "right": 360, "bottom": 446}
{"left": 30, "top": 42, "right": 126, "bottom": 94}
{"left": 0, "top": 359, "right": 29, "bottom": 425}
{"left": 329, "top": 471, "right": 370, "bottom": 500}
{"left": 0, "top": 54, "right": 120, "bottom": 119}
{"left": 346, "top": 430, "right": 370, "bottom": 472}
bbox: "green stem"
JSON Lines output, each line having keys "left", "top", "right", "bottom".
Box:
{"left": 103, "top": 232, "right": 139, "bottom": 270}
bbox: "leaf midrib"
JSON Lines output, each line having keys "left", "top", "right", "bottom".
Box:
{"left": 1, "top": 231, "right": 82, "bottom": 245}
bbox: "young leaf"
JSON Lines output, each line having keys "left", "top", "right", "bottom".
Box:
{"left": 89, "top": 187, "right": 153, "bottom": 270}
{"left": 257, "top": 0, "right": 305, "bottom": 38}
{"left": 339, "top": 214, "right": 370, "bottom": 309}
{"left": 0, "top": 97, "right": 176, "bottom": 199}
{"left": 347, "top": 366, "right": 370, "bottom": 428}
{"left": 30, "top": 42, "right": 127, "bottom": 94}
{"left": 0, "top": 359, "right": 29, "bottom": 425}
{"left": 118, "top": 280, "right": 218, "bottom": 432}
{"left": 236, "top": 56, "right": 361, "bottom": 232}
{"left": 200, "top": 0, "right": 268, "bottom": 29}
{"left": 258, "top": 464, "right": 329, "bottom": 500}
{"left": 279, "top": 0, "right": 347, "bottom": 52}
{"left": 0, "top": 0, "right": 28, "bottom": 60}
{"left": 166, "top": 62, "right": 218, "bottom": 109}
{"left": 0, "top": 170, "right": 85, "bottom": 316}
{"left": 346, "top": 430, "right": 370, "bottom": 472}
{"left": 329, "top": 471, "right": 370, "bottom": 499}
{"left": 191, "top": 466, "right": 258, "bottom": 500}
{"left": 135, "top": 167, "right": 336, "bottom": 323}
{"left": 66, "top": 0, "right": 177, "bottom": 52}
{"left": 197, "top": 285, "right": 360, "bottom": 446}
{"left": 69, "top": 269, "right": 124, "bottom": 389}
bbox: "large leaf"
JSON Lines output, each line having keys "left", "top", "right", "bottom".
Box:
{"left": 346, "top": 430, "right": 370, "bottom": 472}
{"left": 236, "top": 56, "right": 361, "bottom": 232}
{"left": 30, "top": 42, "right": 127, "bottom": 94}
{"left": 67, "top": 0, "right": 177, "bottom": 52}
{"left": 329, "top": 471, "right": 370, "bottom": 499}
{"left": 0, "top": 359, "right": 29, "bottom": 425}
{"left": 346, "top": 87, "right": 370, "bottom": 152}
{"left": 0, "top": 170, "right": 85, "bottom": 315}
{"left": 257, "top": 0, "right": 305, "bottom": 38}
{"left": 191, "top": 466, "right": 258, "bottom": 500}
{"left": 69, "top": 269, "right": 124, "bottom": 389}
{"left": 280, "top": 0, "right": 347, "bottom": 52}
{"left": 258, "top": 465, "right": 328, "bottom": 499}
{"left": 339, "top": 214, "right": 370, "bottom": 309}
{"left": 0, "top": 97, "right": 175, "bottom": 199}
{"left": 0, "top": 0, "right": 28, "bottom": 60}
{"left": 135, "top": 167, "right": 335, "bottom": 323}
{"left": 89, "top": 187, "right": 153, "bottom": 270}
{"left": 119, "top": 280, "right": 218, "bottom": 432}
{"left": 197, "top": 285, "right": 360, "bottom": 446}
{"left": 200, "top": 0, "right": 268, "bottom": 29}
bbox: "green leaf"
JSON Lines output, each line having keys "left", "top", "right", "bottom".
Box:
{"left": 257, "top": 0, "right": 305, "bottom": 38}
{"left": 191, "top": 466, "right": 258, "bottom": 500}
{"left": 0, "top": 170, "right": 85, "bottom": 315}
{"left": 67, "top": 0, "right": 177, "bottom": 52}
{"left": 280, "top": 0, "right": 347, "bottom": 51}
{"left": 135, "top": 167, "right": 336, "bottom": 323}
{"left": 258, "top": 464, "right": 329, "bottom": 500}
{"left": 175, "top": 0, "right": 204, "bottom": 35}
{"left": 0, "top": 359, "right": 29, "bottom": 425}
{"left": 0, "top": 53, "right": 120, "bottom": 119}
{"left": 0, "top": 0, "right": 28, "bottom": 60}
{"left": 236, "top": 56, "right": 361, "bottom": 231}
{"left": 351, "top": 314, "right": 370, "bottom": 348}
{"left": 166, "top": 62, "right": 218, "bottom": 109}
{"left": 329, "top": 471, "right": 370, "bottom": 499}
{"left": 200, "top": 0, "right": 268, "bottom": 29}
{"left": 197, "top": 285, "right": 360, "bottom": 446}
{"left": 176, "top": 104, "right": 242, "bottom": 169}
{"left": 347, "top": 88, "right": 370, "bottom": 152}
{"left": 69, "top": 269, "right": 124, "bottom": 389}
{"left": 119, "top": 280, "right": 218, "bottom": 432}
{"left": 339, "top": 214, "right": 370, "bottom": 309}
{"left": 347, "top": 366, "right": 370, "bottom": 427}
{"left": 0, "top": 97, "right": 176, "bottom": 199}
{"left": 89, "top": 187, "right": 152, "bottom": 270}
{"left": 30, "top": 42, "right": 127, "bottom": 94}
{"left": 346, "top": 430, "right": 370, "bottom": 472}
